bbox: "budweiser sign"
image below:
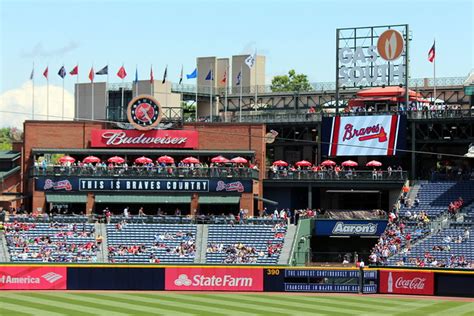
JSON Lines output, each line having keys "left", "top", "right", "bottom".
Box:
{"left": 91, "top": 129, "right": 198, "bottom": 148}
{"left": 380, "top": 270, "right": 434, "bottom": 295}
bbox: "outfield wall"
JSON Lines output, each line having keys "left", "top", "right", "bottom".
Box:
{"left": 0, "top": 264, "right": 472, "bottom": 297}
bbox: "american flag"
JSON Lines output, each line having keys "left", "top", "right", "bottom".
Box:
{"left": 428, "top": 41, "right": 435, "bottom": 63}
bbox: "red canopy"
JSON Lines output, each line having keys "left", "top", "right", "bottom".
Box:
{"left": 357, "top": 87, "right": 418, "bottom": 97}
{"left": 366, "top": 160, "right": 382, "bottom": 167}
{"left": 58, "top": 155, "right": 75, "bottom": 164}
{"left": 273, "top": 160, "right": 288, "bottom": 167}
{"left": 230, "top": 157, "right": 248, "bottom": 164}
{"left": 135, "top": 156, "right": 153, "bottom": 164}
{"left": 83, "top": 156, "right": 101, "bottom": 164}
{"left": 108, "top": 156, "right": 125, "bottom": 164}
{"left": 321, "top": 160, "right": 336, "bottom": 167}
{"left": 157, "top": 155, "right": 174, "bottom": 164}
{"left": 295, "top": 160, "right": 312, "bottom": 167}
{"left": 211, "top": 156, "right": 229, "bottom": 163}
{"left": 182, "top": 156, "right": 200, "bottom": 164}
{"left": 342, "top": 160, "right": 358, "bottom": 167}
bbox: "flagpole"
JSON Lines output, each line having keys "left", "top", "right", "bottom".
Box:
{"left": 46, "top": 65, "right": 49, "bottom": 121}
{"left": 165, "top": 64, "right": 168, "bottom": 110}
{"left": 195, "top": 80, "right": 198, "bottom": 122}
{"left": 210, "top": 63, "right": 213, "bottom": 122}
{"left": 135, "top": 64, "right": 138, "bottom": 96}
{"left": 150, "top": 64, "right": 153, "bottom": 96}
{"left": 75, "top": 63, "right": 79, "bottom": 121}
{"left": 32, "top": 62, "right": 35, "bottom": 120}
{"left": 92, "top": 68, "right": 95, "bottom": 121}
{"left": 62, "top": 65, "right": 65, "bottom": 120}
{"left": 239, "top": 63, "right": 243, "bottom": 123}
{"left": 121, "top": 63, "right": 124, "bottom": 121}
{"left": 433, "top": 40, "right": 436, "bottom": 106}
{"left": 254, "top": 49, "right": 258, "bottom": 114}
{"left": 224, "top": 64, "right": 228, "bottom": 123}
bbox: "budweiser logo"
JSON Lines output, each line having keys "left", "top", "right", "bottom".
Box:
{"left": 216, "top": 181, "right": 244, "bottom": 193}
{"left": 44, "top": 179, "right": 72, "bottom": 191}
{"left": 394, "top": 277, "right": 426, "bottom": 290}
{"left": 101, "top": 131, "right": 188, "bottom": 146}
{"left": 342, "top": 124, "right": 387, "bottom": 142}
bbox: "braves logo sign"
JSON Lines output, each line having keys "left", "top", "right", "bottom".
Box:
{"left": 216, "top": 181, "right": 244, "bottom": 193}
{"left": 43, "top": 179, "right": 72, "bottom": 191}
{"left": 342, "top": 124, "right": 387, "bottom": 143}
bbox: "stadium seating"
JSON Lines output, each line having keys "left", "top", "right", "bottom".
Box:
{"left": 106, "top": 223, "right": 196, "bottom": 263}
{"left": 5, "top": 222, "right": 97, "bottom": 263}
{"left": 206, "top": 223, "right": 287, "bottom": 264}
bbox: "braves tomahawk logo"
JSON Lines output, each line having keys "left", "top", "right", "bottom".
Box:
{"left": 342, "top": 124, "right": 387, "bottom": 143}
{"left": 216, "top": 181, "right": 244, "bottom": 193}
{"left": 43, "top": 179, "right": 72, "bottom": 191}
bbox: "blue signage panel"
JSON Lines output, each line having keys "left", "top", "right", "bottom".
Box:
{"left": 285, "top": 269, "right": 377, "bottom": 279}
{"left": 284, "top": 284, "right": 377, "bottom": 293}
{"left": 315, "top": 220, "right": 388, "bottom": 236}
{"left": 35, "top": 177, "right": 252, "bottom": 193}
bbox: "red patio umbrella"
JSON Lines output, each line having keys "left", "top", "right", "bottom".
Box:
{"left": 366, "top": 160, "right": 382, "bottom": 167}
{"left": 273, "top": 160, "right": 288, "bottom": 167}
{"left": 83, "top": 156, "right": 101, "bottom": 164}
{"left": 182, "top": 156, "right": 200, "bottom": 164}
{"left": 342, "top": 160, "right": 358, "bottom": 167}
{"left": 58, "top": 155, "right": 75, "bottom": 164}
{"left": 230, "top": 157, "right": 248, "bottom": 164}
{"left": 211, "top": 156, "right": 229, "bottom": 163}
{"left": 108, "top": 156, "right": 125, "bottom": 164}
{"left": 157, "top": 155, "right": 174, "bottom": 164}
{"left": 321, "top": 160, "right": 336, "bottom": 167}
{"left": 295, "top": 160, "right": 312, "bottom": 167}
{"left": 135, "top": 156, "right": 153, "bottom": 164}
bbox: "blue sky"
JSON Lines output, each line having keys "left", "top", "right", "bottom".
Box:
{"left": 0, "top": 0, "right": 473, "bottom": 95}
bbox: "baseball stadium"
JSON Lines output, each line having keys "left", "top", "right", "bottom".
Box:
{"left": 1, "top": 1, "right": 474, "bottom": 314}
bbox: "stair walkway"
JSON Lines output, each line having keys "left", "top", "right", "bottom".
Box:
{"left": 0, "top": 231, "right": 10, "bottom": 262}
{"left": 95, "top": 223, "right": 108, "bottom": 263}
{"left": 278, "top": 224, "right": 297, "bottom": 265}
{"left": 194, "top": 224, "right": 209, "bottom": 264}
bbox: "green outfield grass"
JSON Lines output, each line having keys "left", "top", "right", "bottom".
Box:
{"left": 0, "top": 292, "right": 472, "bottom": 315}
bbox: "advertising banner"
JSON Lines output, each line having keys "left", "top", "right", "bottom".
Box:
{"left": 285, "top": 269, "right": 377, "bottom": 279}
{"left": 0, "top": 266, "right": 67, "bottom": 290}
{"left": 285, "top": 284, "right": 377, "bottom": 293}
{"left": 314, "top": 220, "right": 388, "bottom": 236}
{"left": 379, "top": 270, "right": 434, "bottom": 295}
{"left": 35, "top": 178, "right": 252, "bottom": 193}
{"left": 90, "top": 129, "right": 199, "bottom": 149}
{"left": 322, "top": 115, "right": 406, "bottom": 156}
{"left": 165, "top": 267, "right": 263, "bottom": 291}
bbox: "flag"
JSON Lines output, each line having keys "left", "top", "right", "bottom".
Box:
{"left": 117, "top": 66, "right": 127, "bottom": 79}
{"left": 58, "top": 66, "right": 66, "bottom": 79}
{"left": 96, "top": 65, "right": 108, "bottom": 75}
{"left": 69, "top": 65, "right": 78, "bottom": 76}
{"left": 221, "top": 70, "right": 227, "bottom": 84}
{"left": 30, "top": 67, "right": 34, "bottom": 80}
{"left": 428, "top": 41, "right": 436, "bottom": 63}
{"left": 43, "top": 67, "right": 48, "bottom": 79}
{"left": 89, "top": 67, "right": 94, "bottom": 82}
{"left": 150, "top": 66, "right": 154, "bottom": 84}
{"left": 134, "top": 67, "right": 138, "bottom": 83}
{"left": 186, "top": 68, "right": 197, "bottom": 79}
{"left": 162, "top": 66, "right": 167, "bottom": 84}
{"left": 245, "top": 51, "right": 256, "bottom": 68}
{"left": 179, "top": 65, "right": 183, "bottom": 85}
{"left": 205, "top": 69, "right": 213, "bottom": 80}
{"left": 236, "top": 71, "right": 241, "bottom": 86}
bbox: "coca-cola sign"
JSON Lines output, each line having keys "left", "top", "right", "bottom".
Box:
{"left": 380, "top": 270, "right": 434, "bottom": 295}
{"left": 91, "top": 129, "right": 198, "bottom": 148}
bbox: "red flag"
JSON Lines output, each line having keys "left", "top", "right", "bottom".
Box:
{"left": 150, "top": 66, "right": 154, "bottom": 84}
{"left": 117, "top": 66, "right": 127, "bottom": 79}
{"left": 221, "top": 70, "right": 227, "bottom": 84}
{"left": 43, "top": 67, "right": 48, "bottom": 79}
{"left": 89, "top": 67, "right": 94, "bottom": 82}
{"left": 70, "top": 65, "right": 78, "bottom": 75}
{"left": 428, "top": 41, "right": 435, "bottom": 63}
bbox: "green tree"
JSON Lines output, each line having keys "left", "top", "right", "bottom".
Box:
{"left": 182, "top": 101, "right": 196, "bottom": 121}
{"left": 0, "top": 128, "right": 13, "bottom": 150}
{"left": 271, "top": 69, "right": 313, "bottom": 92}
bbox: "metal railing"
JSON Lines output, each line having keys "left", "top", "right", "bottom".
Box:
{"left": 266, "top": 170, "right": 407, "bottom": 181}
{"left": 294, "top": 251, "right": 372, "bottom": 265}
{"left": 31, "top": 166, "right": 259, "bottom": 180}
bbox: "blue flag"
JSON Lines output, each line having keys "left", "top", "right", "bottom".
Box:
{"left": 205, "top": 69, "right": 213, "bottom": 81}
{"left": 134, "top": 68, "right": 138, "bottom": 83}
{"left": 236, "top": 71, "right": 241, "bottom": 86}
{"left": 95, "top": 65, "right": 108, "bottom": 75}
{"left": 58, "top": 66, "right": 66, "bottom": 79}
{"left": 186, "top": 68, "right": 197, "bottom": 79}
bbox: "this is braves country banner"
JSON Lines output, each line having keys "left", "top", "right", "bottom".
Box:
{"left": 322, "top": 115, "right": 406, "bottom": 156}
{"left": 0, "top": 266, "right": 67, "bottom": 290}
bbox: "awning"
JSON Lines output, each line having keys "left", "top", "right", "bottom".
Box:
{"left": 253, "top": 195, "right": 279, "bottom": 206}
{"left": 95, "top": 194, "right": 191, "bottom": 204}
{"left": 199, "top": 196, "right": 240, "bottom": 204}
{"left": 32, "top": 148, "right": 255, "bottom": 156}
{"left": 46, "top": 194, "right": 87, "bottom": 203}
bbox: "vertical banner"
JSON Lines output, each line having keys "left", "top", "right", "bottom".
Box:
{"left": 0, "top": 266, "right": 67, "bottom": 290}
{"left": 379, "top": 270, "right": 434, "bottom": 295}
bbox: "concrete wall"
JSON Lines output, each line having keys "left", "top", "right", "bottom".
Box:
{"left": 75, "top": 82, "right": 107, "bottom": 120}
{"left": 231, "top": 55, "right": 265, "bottom": 92}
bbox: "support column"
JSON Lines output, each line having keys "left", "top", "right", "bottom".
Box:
{"left": 240, "top": 193, "right": 254, "bottom": 217}
{"left": 307, "top": 183, "right": 312, "bottom": 209}
{"left": 317, "top": 123, "right": 322, "bottom": 164}
{"left": 411, "top": 121, "right": 416, "bottom": 180}
{"left": 86, "top": 193, "right": 95, "bottom": 215}
{"left": 191, "top": 193, "right": 199, "bottom": 217}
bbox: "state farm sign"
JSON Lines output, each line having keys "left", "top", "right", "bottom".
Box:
{"left": 379, "top": 270, "right": 434, "bottom": 295}
{"left": 0, "top": 266, "right": 67, "bottom": 290}
{"left": 91, "top": 129, "right": 198, "bottom": 148}
{"left": 165, "top": 268, "right": 263, "bottom": 291}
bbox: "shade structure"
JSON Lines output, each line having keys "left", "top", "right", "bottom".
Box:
{"left": 321, "top": 160, "right": 336, "bottom": 167}
{"left": 273, "top": 160, "right": 288, "bottom": 167}
{"left": 46, "top": 194, "right": 87, "bottom": 203}
{"left": 182, "top": 156, "right": 200, "bottom": 164}
{"left": 83, "top": 156, "right": 101, "bottom": 164}
{"left": 157, "top": 155, "right": 174, "bottom": 164}
{"left": 366, "top": 160, "right": 382, "bottom": 167}
{"left": 108, "top": 156, "right": 125, "bottom": 164}
{"left": 135, "top": 156, "right": 153, "bottom": 164}
{"left": 231, "top": 156, "right": 248, "bottom": 164}
{"left": 295, "top": 160, "right": 312, "bottom": 167}
{"left": 95, "top": 195, "right": 191, "bottom": 204}
{"left": 58, "top": 155, "right": 75, "bottom": 164}
{"left": 211, "top": 155, "right": 229, "bottom": 163}
{"left": 342, "top": 160, "right": 358, "bottom": 167}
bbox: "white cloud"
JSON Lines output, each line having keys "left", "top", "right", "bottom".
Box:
{"left": 0, "top": 81, "right": 75, "bottom": 129}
